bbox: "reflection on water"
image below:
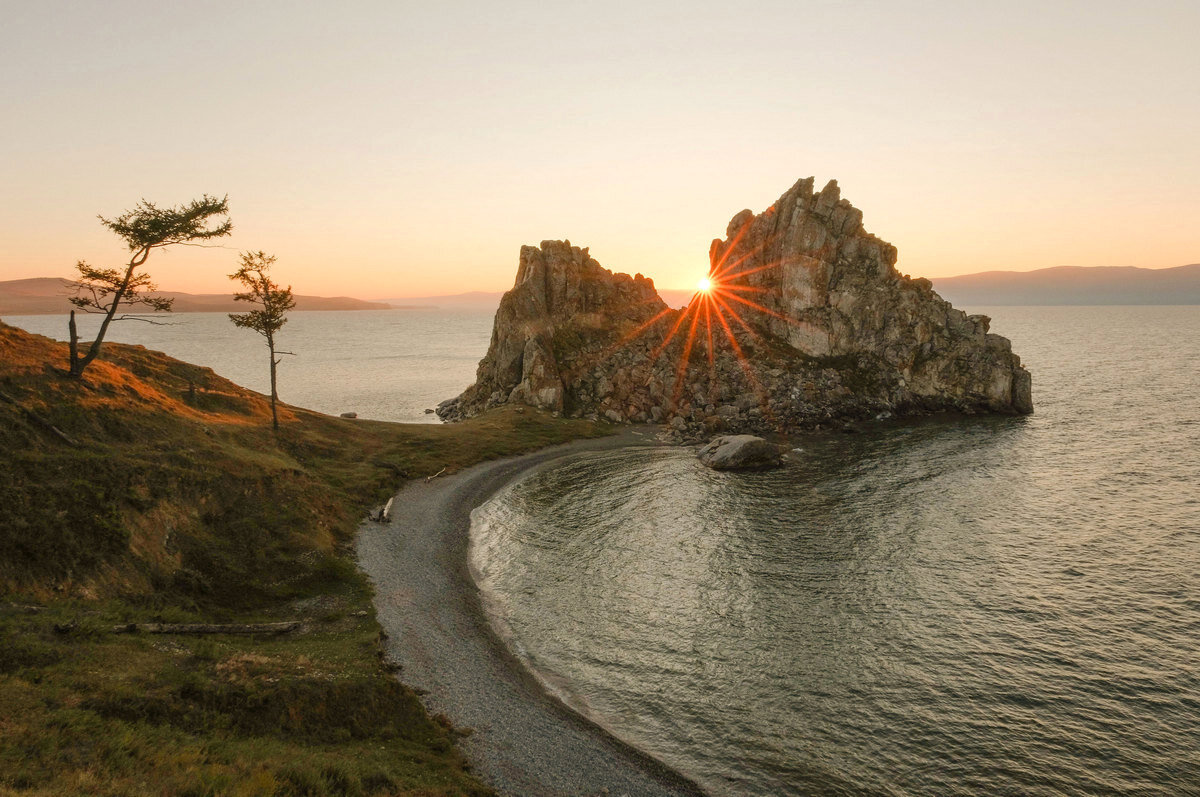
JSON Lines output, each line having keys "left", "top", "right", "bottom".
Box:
{"left": 471, "top": 306, "right": 1200, "bottom": 796}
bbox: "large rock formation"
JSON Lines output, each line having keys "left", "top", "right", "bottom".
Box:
{"left": 438, "top": 178, "right": 1032, "bottom": 433}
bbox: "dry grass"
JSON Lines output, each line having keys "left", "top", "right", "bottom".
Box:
{"left": 0, "top": 321, "right": 611, "bottom": 795}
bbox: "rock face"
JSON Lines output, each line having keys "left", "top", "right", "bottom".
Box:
{"left": 697, "top": 435, "right": 782, "bottom": 470}
{"left": 438, "top": 177, "right": 1033, "bottom": 433}
{"left": 437, "top": 240, "right": 667, "bottom": 419}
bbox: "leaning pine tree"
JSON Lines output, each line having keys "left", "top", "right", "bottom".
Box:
{"left": 228, "top": 252, "right": 296, "bottom": 430}
{"left": 67, "top": 195, "right": 231, "bottom": 378}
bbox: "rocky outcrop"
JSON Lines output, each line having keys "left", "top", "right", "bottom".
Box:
{"left": 697, "top": 435, "right": 783, "bottom": 470}
{"left": 438, "top": 177, "right": 1033, "bottom": 433}
{"left": 436, "top": 240, "right": 666, "bottom": 419}
{"left": 707, "top": 177, "right": 1033, "bottom": 415}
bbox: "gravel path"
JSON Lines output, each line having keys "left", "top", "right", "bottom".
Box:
{"left": 356, "top": 428, "right": 705, "bottom": 797}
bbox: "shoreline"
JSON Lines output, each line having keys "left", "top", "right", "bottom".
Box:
{"left": 356, "top": 426, "right": 707, "bottom": 797}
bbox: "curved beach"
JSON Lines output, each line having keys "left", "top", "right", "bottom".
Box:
{"left": 356, "top": 428, "right": 705, "bottom": 797}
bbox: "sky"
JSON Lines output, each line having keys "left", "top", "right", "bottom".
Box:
{"left": 1, "top": 0, "right": 1197, "bottom": 298}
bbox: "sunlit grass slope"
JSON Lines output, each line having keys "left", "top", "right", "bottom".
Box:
{"left": 0, "top": 321, "right": 608, "bottom": 796}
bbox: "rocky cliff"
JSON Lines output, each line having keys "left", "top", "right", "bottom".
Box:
{"left": 438, "top": 178, "right": 1032, "bottom": 433}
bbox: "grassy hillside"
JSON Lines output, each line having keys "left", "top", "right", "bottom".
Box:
{"left": 0, "top": 321, "right": 608, "bottom": 796}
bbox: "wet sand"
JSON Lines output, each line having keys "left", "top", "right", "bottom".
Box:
{"left": 356, "top": 427, "right": 705, "bottom": 797}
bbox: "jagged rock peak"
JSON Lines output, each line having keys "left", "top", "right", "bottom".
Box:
{"left": 438, "top": 178, "right": 1032, "bottom": 432}
{"left": 437, "top": 240, "right": 665, "bottom": 419}
{"left": 706, "top": 177, "right": 1032, "bottom": 415}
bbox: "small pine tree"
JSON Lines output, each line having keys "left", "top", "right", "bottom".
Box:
{"left": 228, "top": 252, "right": 296, "bottom": 430}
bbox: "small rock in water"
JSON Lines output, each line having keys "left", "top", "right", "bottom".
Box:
{"left": 698, "top": 434, "right": 783, "bottom": 470}
{"left": 340, "top": 412, "right": 358, "bottom": 419}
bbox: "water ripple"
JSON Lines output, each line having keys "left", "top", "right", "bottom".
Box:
{"left": 470, "top": 307, "right": 1200, "bottom": 796}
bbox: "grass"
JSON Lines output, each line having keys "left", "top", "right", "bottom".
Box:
{"left": 0, "top": 321, "right": 610, "bottom": 795}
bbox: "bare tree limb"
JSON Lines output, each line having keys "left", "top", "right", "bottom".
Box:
{"left": 0, "top": 391, "right": 78, "bottom": 446}
{"left": 110, "top": 621, "right": 302, "bottom": 635}
{"left": 113, "top": 315, "right": 177, "bottom": 325}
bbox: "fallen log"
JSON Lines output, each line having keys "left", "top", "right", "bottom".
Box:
{"left": 111, "top": 621, "right": 302, "bottom": 635}
{"left": 1, "top": 603, "right": 46, "bottom": 614}
{"left": 0, "top": 390, "right": 78, "bottom": 446}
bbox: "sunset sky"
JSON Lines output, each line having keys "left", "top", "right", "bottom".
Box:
{"left": 2, "top": 1, "right": 1196, "bottom": 298}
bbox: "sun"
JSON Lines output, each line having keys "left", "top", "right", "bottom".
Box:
{"left": 592, "top": 216, "right": 796, "bottom": 415}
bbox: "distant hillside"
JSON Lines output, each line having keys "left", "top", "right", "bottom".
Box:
{"left": 377, "top": 290, "right": 503, "bottom": 310}
{"left": 931, "top": 264, "right": 1200, "bottom": 306}
{"left": 384, "top": 265, "right": 1200, "bottom": 311}
{"left": 0, "top": 277, "right": 394, "bottom": 315}
{"left": 383, "top": 288, "right": 699, "bottom": 310}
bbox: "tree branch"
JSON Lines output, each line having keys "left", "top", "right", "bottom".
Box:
{"left": 113, "top": 315, "right": 177, "bottom": 325}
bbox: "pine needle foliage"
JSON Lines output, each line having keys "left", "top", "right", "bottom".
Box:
{"left": 229, "top": 251, "right": 296, "bottom": 430}
{"left": 67, "top": 194, "right": 231, "bottom": 378}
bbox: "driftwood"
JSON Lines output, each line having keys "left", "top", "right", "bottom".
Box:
{"left": 111, "top": 621, "right": 301, "bottom": 635}
{"left": 1, "top": 603, "right": 46, "bottom": 614}
{"left": 425, "top": 466, "right": 446, "bottom": 483}
{"left": 0, "top": 391, "right": 77, "bottom": 446}
{"left": 371, "top": 497, "right": 394, "bottom": 524}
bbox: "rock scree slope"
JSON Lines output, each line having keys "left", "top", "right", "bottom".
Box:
{"left": 439, "top": 177, "right": 1032, "bottom": 432}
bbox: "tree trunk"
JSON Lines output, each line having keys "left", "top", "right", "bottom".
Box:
{"left": 76, "top": 285, "right": 126, "bottom": 375}
{"left": 68, "top": 247, "right": 148, "bottom": 379}
{"left": 67, "top": 310, "right": 80, "bottom": 376}
{"left": 268, "top": 334, "right": 279, "bottom": 431}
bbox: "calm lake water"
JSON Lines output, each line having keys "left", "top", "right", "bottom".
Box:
{"left": 9, "top": 305, "right": 1199, "bottom": 795}
{"left": 5, "top": 309, "right": 493, "bottom": 423}
{"left": 470, "top": 306, "right": 1200, "bottom": 796}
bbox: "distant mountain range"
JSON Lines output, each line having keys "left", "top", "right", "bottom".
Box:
{"left": 5, "top": 264, "right": 1197, "bottom": 317}
{"left": 386, "top": 265, "right": 1200, "bottom": 309}
{"left": 377, "top": 291, "right": 505, "bottom": 310}
{"left": 0, "top": 278, "right": 393, "bottom": 315}
{"left": 383, "top": 288, "right": 696, "bottom": 309}
{"left": 930, "top": 264, "right": 1200, "bottom": 306}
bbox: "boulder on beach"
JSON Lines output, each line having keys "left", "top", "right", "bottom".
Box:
{"left": 698, "top": 435, "right": 782, "bottom": 470}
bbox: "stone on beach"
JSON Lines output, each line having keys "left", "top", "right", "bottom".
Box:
{"left": 697, "top": 435, "right": 782, "bottom": 470}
